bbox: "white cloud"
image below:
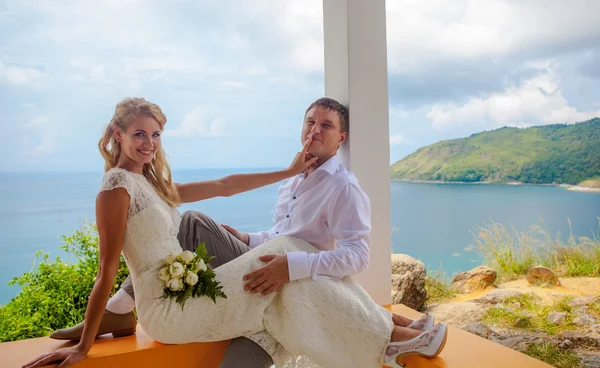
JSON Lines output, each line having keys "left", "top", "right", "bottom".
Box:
{"left": 20, "top": 116, "right": 58, "bottom": 159}
{"left": 385, "top": 0, "right": 600, "bottom": 74}
{"left": 214, "top": 81, "right": 248, "bottom": 92}
{"left": 427, "top": 65, "right": 600, "bottom": 130}
{"left": 0, "top": 61, "right": 42, "bottom": 85}
{"left": 166, "top": 107, "right": 228, "bottom": 137}
{"left": 390, "top": 135, "right": 405, "bottom": 145}
{"left": 23, "top": 117, "right": 50, "bottom": 128}
{"left": 390, "top": 107, "right": 410, "bottom": 119}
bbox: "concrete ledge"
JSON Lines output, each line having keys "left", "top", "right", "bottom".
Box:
{"left": 1, "top": 305, "right": 553, "bottom": 368}
{"left": 0, "top": 325, "right": 229, "bottom": 368}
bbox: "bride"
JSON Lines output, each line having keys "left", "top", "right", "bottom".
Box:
{"left": 24, "top": 98, "right": 447, "bottom": 368}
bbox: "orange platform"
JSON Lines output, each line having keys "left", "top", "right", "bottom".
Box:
{"left": 0, "top": 304, "right": 553, "bottom": 368}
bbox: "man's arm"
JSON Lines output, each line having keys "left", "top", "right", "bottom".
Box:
{"left": 286, "top": 182, "right": 371, "bottom": 281}
{"left": 247, "top": 230, "right": 271, "bottom": 248}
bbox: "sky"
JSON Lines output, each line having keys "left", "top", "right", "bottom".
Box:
{"left": 1, "top": 0, "right": 599, "bottom": 171}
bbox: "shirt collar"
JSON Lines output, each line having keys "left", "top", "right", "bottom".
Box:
{"left": 314, "top": 154, "right": 340, "bottom": 175}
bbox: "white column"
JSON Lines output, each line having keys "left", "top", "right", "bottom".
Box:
{"left": 323, "top": 0, "right": 391, "bottom": 305}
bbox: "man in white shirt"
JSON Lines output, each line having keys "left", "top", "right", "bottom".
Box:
{"left": 50, "top": 98, "right": 419, "bottom": 367}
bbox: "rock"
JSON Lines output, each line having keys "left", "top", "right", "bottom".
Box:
{"left": 588, "top": 324, "right": 600, "bottom": 336}
{"left": 547, "top": 312, "right": 567, "bottom": 325}
{"left": 569, "top": 295, "right": 599, "bottom": 307}
{"left": 557, "top": 331, "right": 600, "bottom": 349}
{"left": 573, "top": 313, "right": 596, "bottom": 327}
{"left": 425, "top": 302, "right": 488, "bottom": 327}
{"left": 579, "top": 354, "right": 600, "bottom": 368}
{"left": 526, "top": 265, "right": 560, "bottom": 286}
{"left": 558, "top": 339, "right": 573, "bottom": 349}
{"left": 390, "top": 254, "right": 427, "bottom": 311}
{"left": 472, "top": 289, "right": 524, "bottom": 304}
{"left": 462, "top": 323, "right": 495, "bottom": 339}
{"left": 450, "top": 266, "right": 497, "bottom": 293}
{"left": 495, "top": 334, "right": 542, "bottom": 352}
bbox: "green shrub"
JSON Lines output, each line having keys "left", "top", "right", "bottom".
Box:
{"left": 424, "top": 269, "right": 456, "bottom": 305}
{"left": 0, "top": 223, "right": 129, "bottom": 342}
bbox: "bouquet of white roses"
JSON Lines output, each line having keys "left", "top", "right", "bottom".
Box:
{"left": 158, "top": 242, "right": 226, "bottom": 309}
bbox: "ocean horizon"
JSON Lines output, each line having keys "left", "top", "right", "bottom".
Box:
{"left": 1, "top": 168, "right": 599, "bottom": 305}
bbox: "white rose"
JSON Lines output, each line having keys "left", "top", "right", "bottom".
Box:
{"left": 158, "top": 267, "right": 170, "bottom": 282}
{"left": 185, "top": 272, "right": 199, "bottom": 286}
{"left": 170, "top": 262, "right": 185, "bottom": 278}
{"left": 165, "top": 251, "right": 179, "bottom": 264}
{"left": 180, "top": 250, "right": 195, "bottom": 264}
{"left": 166, "top": 277, "right": 184, "bottom": 291}
{"left": 195, "top": 259, "right": 207, "bottom": 272}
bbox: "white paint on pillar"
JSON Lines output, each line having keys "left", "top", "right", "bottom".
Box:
{"left": 323, "top": 0, "right": 392, "bottom": 305}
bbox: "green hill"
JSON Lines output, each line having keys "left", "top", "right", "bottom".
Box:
{"left": 390, "top": 118, "right": 600, "bottom": 185}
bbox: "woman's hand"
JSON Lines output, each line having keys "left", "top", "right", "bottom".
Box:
{"left": 23, "top": 344, "right": 88, "bottom": 368}
{"left": 287, "top": 135, "right": 318, "bottom": 175}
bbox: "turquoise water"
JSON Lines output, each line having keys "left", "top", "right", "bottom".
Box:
{"left": 1, "top": 170, "right": 599, "bottom": 304}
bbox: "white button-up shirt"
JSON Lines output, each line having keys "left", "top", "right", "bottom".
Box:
{"left": 248, "top": 155, "right": 371, "bottom": 281}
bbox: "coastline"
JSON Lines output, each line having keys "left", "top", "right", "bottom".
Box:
{"left": 391, "top": 179, "right": 600, "bottom": 192}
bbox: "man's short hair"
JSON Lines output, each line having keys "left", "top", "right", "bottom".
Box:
{"left": 305, "top": 97, "right": 349, "bottom": 133}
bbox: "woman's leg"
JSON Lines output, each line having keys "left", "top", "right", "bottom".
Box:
{"left": 392, "top": 313, "right": 413, "bottom": 327}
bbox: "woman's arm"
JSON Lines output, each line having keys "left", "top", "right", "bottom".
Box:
{"left": 24, "top": 188, "right": 129, "bottom": 368}
{"left": 176, "top": 136, "right": 317, "bottom": 203}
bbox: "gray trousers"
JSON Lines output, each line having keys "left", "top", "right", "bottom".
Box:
{"left": 120, "top": 210, "right": 274, "bottom": 368}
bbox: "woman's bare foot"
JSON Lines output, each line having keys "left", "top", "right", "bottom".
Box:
{"left": 390, "top": 326, "right": 422, "bottom": 343}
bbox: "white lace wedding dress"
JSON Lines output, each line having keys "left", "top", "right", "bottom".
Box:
{"left": 101, "top": 168, "right": 394, "bottom": 368}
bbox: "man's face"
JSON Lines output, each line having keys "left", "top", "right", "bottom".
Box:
{"left": 301, "top": 106, "right": 347, "bottom": 159}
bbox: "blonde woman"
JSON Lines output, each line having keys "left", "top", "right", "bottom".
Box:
{"left": 25, "top": 97, "right": 447, "bottom": 368}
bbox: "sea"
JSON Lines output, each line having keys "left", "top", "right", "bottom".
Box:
{"left": 1, "top": 169, "right": 599, "bottom": 305}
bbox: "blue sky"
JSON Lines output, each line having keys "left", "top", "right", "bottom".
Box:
{"left": 1, "top": 0, "right": 599, "bottom": 171}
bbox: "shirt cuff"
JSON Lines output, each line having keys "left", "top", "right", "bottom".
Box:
{"left": 247, "top": 232, "right": 266, "bottom": 249}
{"left": 286, "top": 251, "right": 311, "bottom": 281}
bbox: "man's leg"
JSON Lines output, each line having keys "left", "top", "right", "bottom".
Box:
{"left": 177, "top": 210, "right": 249, "bottom": 268}
{"left": 178, "top": 211, "right": 274, "bottom": 368}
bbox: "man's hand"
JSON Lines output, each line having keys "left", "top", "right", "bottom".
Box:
{"left": 221, "top": 224, "right": 250, "bottom": 246}
{"left": 243, "top": 255, "right": 290, "bottom": 296}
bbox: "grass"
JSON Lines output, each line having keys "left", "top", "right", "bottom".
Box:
{"left": 424, "top": 269, "right": 457, "bottom": 305}
{"left": 525, "top": 343, "right": 581, "bottom": 368}
{"left": 589, "top": 300, "right": 600, "bottom": 319}
{"left": 482, "top": 295, "right": 579, "bottom": 336}
{"left": 468, "top": 218, "right": 600, "bottom": 280}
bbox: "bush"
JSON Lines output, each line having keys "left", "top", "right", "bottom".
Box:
{"left": 424, "top": 269, "right": 456, "bottom": 305}
{"left": 0, "top": 224, "right": 129, "bottom": 342}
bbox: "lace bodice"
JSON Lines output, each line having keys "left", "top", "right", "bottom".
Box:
{"left": 99, "top": 168, "right": 181, "bottom": 277}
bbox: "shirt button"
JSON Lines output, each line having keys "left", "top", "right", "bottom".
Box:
{"left": 276, "top": 232, "right": 279, "bottom": 234}
{"left": 293, "top": 196, "right": 296, "bottom": 200}
{"left": 286, "top": 215, "right": 290, "bottom": 218}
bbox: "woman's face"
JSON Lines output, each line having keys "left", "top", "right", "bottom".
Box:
{"left": 115, "top": 116, "right": 162, "bottom": 167}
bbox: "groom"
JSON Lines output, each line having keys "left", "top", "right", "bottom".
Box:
{"left": 51, "top": 97, "right": 394, "bottom": 367}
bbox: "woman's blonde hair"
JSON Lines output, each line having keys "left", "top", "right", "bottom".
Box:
{"left": 99, "top": 97, "right": 181, "bottom": 207}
